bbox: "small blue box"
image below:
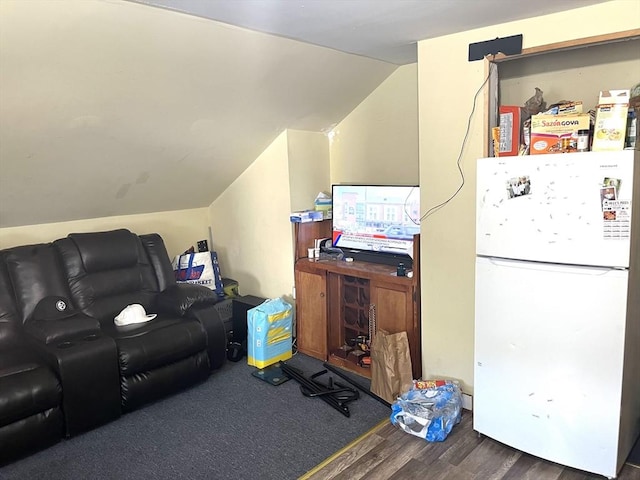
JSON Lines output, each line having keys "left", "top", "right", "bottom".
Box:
{"left": 290, "top": 210, "right": 324, "bottom": 223}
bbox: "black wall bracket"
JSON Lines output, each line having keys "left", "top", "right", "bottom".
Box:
{"left": 468, "top": 34, "right": 523, "bottom": 62}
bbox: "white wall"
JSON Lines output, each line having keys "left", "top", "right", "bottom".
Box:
{"left": 0, "top": 207, "right": 209, "bottom": 257}
{"left": 330, "top": 64, "right": 418, "bottom": 185}
{"left": 418, "top": 0, "right": 640, "bottom": 393}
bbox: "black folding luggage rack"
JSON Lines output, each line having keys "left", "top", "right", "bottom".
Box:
{"left": 280, "top": 363, "right": 360, "bottom": 417}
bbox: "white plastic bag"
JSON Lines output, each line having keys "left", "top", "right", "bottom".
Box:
{"left": 172, "top": 252, "right": 224, "bottom": 296}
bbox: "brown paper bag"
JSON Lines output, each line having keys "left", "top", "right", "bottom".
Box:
{"left": 370, "top": 330, "right": 413, "bottom": 404}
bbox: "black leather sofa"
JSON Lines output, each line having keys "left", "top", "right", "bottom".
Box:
{"left": 0, "top": 229, "right": 227, "bottom": 465}
{"left": 0, "top": 262, "right": 64, "bottom": 465}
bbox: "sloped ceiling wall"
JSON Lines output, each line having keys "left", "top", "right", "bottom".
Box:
{"left": 0, "top": 0, "right": 396, "bottom": 228}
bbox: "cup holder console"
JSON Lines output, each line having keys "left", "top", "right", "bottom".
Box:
{"left": 57, "top": 334, "right": 101, "bottom": 349}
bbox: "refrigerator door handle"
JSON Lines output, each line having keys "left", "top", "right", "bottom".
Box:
{"left": 479, "top": 256, "right": 628, "bottom": 276}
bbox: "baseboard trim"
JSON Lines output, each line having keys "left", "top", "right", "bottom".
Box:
{"left": 299, "top": 418, "right": 389, "bottom": 479}
{"left": 462, "top": 393, "right": 473, "bottom": 411}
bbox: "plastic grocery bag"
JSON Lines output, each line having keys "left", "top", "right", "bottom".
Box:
{"left": 390, "top": 381, "right": 462, "bottom": 442}
{"left": 247, "top": 297, "right": 293, "bottom": 369}
{"left": 172, "top": 252, "right": 225, "bottom": 297}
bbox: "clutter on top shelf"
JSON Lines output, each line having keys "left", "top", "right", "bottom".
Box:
{"left": 497, "top": 88, "right": 547, "bottom": 157}
{"left": 314, "top": 191, "right": 332, "bottom": 219}
{"left": 290, "top": 192, "right": 333, "bottom": 223}
{"left": 495, "top": 84, "right": 639, "bottom": 157}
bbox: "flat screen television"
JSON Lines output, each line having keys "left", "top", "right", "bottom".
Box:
{"left": 331, "top": 184, "right": 420, "bottom": 268}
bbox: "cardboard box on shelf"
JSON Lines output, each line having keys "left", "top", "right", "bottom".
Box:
{"left": 558, "top": 101, "right": 583, "bottom": 114}
{"left": 593, "top": 89, "right": 630, "bottom": 152}
{"left": 530, "top": 114, "right": 590, "bottom": 155}
{"left": 314, "top": 208, "right": 332, "bottom": 220}
{"left": 290, "top": 210, "right": 323, "bottom": 223}
{"left": 499, "top": 106, "right": 522, "bottom": 156}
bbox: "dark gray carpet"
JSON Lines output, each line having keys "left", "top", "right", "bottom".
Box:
{"left": 0, "top": 353, "right": 390, "bottom": 480}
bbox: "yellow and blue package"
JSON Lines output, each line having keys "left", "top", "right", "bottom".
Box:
{"left": 390, "top": 381, "right": 462, "bottom": 442}
{"left": 247, "top": 298, "right": 293, "bottom": 369}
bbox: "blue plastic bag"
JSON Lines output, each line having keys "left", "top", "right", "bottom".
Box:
{"left": 390, "top": 382, "right": 462, "bottom": 442}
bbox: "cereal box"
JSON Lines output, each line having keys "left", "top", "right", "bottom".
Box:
{"left": 499, "top": 106, "right": 522, "bottom": 156}
{"left": 592, "top": 90, "right": 630, "bottom": 152}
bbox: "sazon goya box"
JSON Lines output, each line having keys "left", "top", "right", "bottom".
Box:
{"left": 530, "top": 114, "right": 590, "bottom": 155}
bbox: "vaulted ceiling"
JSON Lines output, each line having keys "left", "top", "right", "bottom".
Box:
{"left": 0, "top": 0, "right": 607, "bottom": 228}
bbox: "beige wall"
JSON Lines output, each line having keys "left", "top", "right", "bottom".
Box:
{"left": 287, "top": 129, "right": 331, "bottom": 212}
{"left": 418, "top": 1, "right": 640, "bottom": 394}
{"left": 209, "top": 128, "right": 332, "bottom": 300}
{"left": 499, "top": 39, "right": 640, "bottom": 113}
{"left": 0, "top": 0, "right": 395, "bottom": 229}
{"left": 330, "top": 64, "right": 418, "bottom": 185}
{"left": 0, "top": 207, "right": 209, "bottom": 257}
{"left": 209, "top": 131, "right": 295, "bottom": 299}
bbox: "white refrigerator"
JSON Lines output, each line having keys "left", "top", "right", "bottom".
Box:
{"left": 474, "top": 150, "right": 640, "bottom": 478}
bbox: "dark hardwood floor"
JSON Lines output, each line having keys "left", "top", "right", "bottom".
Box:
{"left": 302, "top": 413, "right": 640, "bottom": 480}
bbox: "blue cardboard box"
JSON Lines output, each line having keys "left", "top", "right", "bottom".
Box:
{"left": 247, "top": 298, "right": 293, "bottom": 369}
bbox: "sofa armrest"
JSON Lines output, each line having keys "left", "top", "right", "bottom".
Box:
{"left": 185, "top": 304, "right": 227, "bottom": 370}
{"left": 155, "top": 284, "right": 219, "bottom": 317}
{"left": 24, "top": 315, "right": 101, "bottom": 345}
{"left": 24, "top": 332, "right": 121, "bottom": 437}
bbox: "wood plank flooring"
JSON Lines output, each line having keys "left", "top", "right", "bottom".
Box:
{"left": 302, "top": 413, "right": 640, "bottom": 480}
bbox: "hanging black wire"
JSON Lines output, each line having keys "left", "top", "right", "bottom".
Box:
{"left": 420, "top": 60, "right": 496, "bottom": 222}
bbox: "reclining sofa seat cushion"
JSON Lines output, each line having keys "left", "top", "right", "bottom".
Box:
{"left": 0, "top": 251, "right": 63, "bottom": 465}
{"left": 139, "top": 233, "right": 228, "bottom": 370}
{"left": 53, "top": 229, "right": 210, "bottom": 411}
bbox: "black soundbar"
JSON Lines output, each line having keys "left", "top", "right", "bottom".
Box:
{"left": 343, "top": 249, "right": 413, "bottom": 269}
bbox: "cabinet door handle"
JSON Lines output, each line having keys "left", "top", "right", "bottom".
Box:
{"left": 320, "top": 292, "right": 325, "bottom": 298}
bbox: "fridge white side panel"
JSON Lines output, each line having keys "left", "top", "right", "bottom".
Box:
{"left": 474, "top": 257, "right": 628, "bottom": 478}
{"left": 476, "top": 151, "right": 636, "bottom": 268}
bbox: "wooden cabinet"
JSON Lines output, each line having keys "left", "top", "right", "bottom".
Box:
{"left": 370, "top": 279, "right": 420, "bottom": 377}
{"left": 294, "top": 268, "right": 327, "bottom": 360}
{"left": 293, "top": 220, "right": 422, "bottom": 379}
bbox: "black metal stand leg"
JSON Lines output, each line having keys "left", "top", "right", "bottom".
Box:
{"left": 322, "top": 362, "right": 391, "bottom": 409}
{"left": 281, "top": 363, "right": 359, "bottom": 417}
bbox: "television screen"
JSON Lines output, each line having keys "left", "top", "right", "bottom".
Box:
{"left": 331, "top": 184, "right": 420, "bottom": 263}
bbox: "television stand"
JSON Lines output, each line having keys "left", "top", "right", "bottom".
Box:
{"left": 292, "top": 220, "right": 421, "bottom": 380}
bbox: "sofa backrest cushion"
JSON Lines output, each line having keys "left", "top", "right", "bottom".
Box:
{"left": 139, "top": 234, "right": 176, "bottom": 293}
{"left": 54, "top": 229, "right": 160, "bottom": 324}
{"left": 69, "top": 229, "right": 138, "bottom": 273}
{"left": 4, "top": 244, "right": 74, "bottom": 325}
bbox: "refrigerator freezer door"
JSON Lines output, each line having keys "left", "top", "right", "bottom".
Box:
{"left": 474, "top": 257, "right": 628, "bottom": 478}
{"left": 476, "top": 151, "right": 635, "bottom": 268}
